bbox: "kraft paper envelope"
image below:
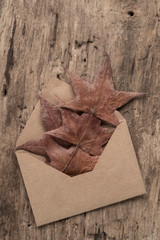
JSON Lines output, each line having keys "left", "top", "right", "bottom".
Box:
{"left": 15, "top": 77, "right": 146, "bottom": 227}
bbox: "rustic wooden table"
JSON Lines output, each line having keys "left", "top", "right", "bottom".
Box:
{"left": 0, "top": 0, "right": 160, "bottom": 239}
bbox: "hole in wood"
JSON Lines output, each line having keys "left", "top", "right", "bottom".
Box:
{"left": 2, "top": 84, "right": 7, "bottom": 96}
{"left": 57, "top": 74, "right": 61, "bottom": 79}
{"left": 128, "top": 11, "right": 134, "bottom": 16}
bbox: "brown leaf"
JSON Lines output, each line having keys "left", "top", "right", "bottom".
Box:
{"left": 15, "top": 135, "right": 48, "bottom": 157}
{"left": 46, "top": 109, "right": 113, "bottom": 156}
{"left": 61, "top": 54, "right": 146, "bottom": 126}
{"left": 40, "top": 96, "right": 62, "bottom": 131}
{"left": 40, "top": 96, "right": 71, "bottom": 148}
{"left": 45, "top": 137, "right": 99, "bottom": 177}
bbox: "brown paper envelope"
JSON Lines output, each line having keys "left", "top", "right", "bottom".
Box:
{"left": 15, "top": 78, "right": 146, "bottom": 227}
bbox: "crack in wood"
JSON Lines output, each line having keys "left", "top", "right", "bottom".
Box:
{"left": 131, "top": 57, "right": 135, "bottom": 76}
{"left": 50, "top": 13, "right": 58, "bottom": 48}
{"left": 142, "top": 45, "right": 151, "bottom": 60}
{"left": 22, "top": 23, "right": 26, "bottom": 36}
{"left": 2, "top": 84, "right": 8, "bottom": 96}
{"left": 4, "top": 18, "right": 16, "bottom": 91}
{"left": 48, "top": 13, "right": 59, "bottom": 61}
{"left": 75, "top": 39, "right": 94, "bottom": 49}
{"left": 94, "top": 228, "right": 107, "bottom": 240}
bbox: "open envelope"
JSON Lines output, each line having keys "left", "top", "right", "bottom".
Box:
{"left": 15, "top": 78, "right": 146, "bottom": 227}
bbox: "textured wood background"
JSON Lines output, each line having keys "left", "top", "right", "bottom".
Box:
{"left": 0, "top": 0, "right": 160, "bottom": 239}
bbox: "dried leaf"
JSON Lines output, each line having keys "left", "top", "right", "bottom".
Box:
{"left": 40, "top": 97, "right": 70, "bottom": 148}
{"left": 45, "top": 137, "right": 99, "bottom": 176}
{"left": 15, "top": 135, "right": 48, "bottom": 157}
{"left": 61, "top": 54, "right": 145, "bottom": 126}
{"left": 40, "top": 96, "right": 62, "bottom": 131}
{"left": 46, "top": 109, "right": 113, "bottom": 156}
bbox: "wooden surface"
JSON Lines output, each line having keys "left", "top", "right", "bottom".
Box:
{"left": 0, "top": 0, "right": 160, "bottom": 239}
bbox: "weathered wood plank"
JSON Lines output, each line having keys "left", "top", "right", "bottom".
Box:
{"left": 0, "top": 0, "right": 160, "bottom": 239}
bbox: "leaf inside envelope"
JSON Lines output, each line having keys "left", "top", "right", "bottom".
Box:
{"left": 45, "top": 136, "right": 99, "bottom": 177}
{"left": 40, "top": 96, "right": 62, "bottom": 131}
{"left": 46, "top": 109, "right": 113, "bottom": 156}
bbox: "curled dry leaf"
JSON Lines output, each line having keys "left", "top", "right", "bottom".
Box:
{"left": 61, "top": 54, "right": 145, "bottom": 126}
{"left": 45, "top": 136, "right": 99, "bottom": 177}
{"left": 46, "top": 109, "right": 113, "bottom": 156}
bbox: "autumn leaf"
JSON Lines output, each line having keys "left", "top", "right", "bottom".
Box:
{"left": 15, "top": 98, "right": 69, "bottom": 156}
{"left": 45, "top": 136, "right": 99, "bottom": 177}
{"left": 15, "top": 135, "right": 48, "bottom": 157}
{"left": 46, "top": 109, "right": 113, "bottom": 156}
{"left": 61, "top": 54, "right": 145, "bottom": 126}
{"left": 40, "top": 96, "right": 62, "bottom": 131}
{"left": 40, "top": 97, "right": 70, "bottom": 147}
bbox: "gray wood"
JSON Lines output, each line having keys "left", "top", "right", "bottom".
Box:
{"left": 0, "top": 0, "right": 160, "bottom": 239}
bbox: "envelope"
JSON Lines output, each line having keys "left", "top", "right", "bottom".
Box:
{"left": 15, "top": 77, "right": 146, "bottom": 227}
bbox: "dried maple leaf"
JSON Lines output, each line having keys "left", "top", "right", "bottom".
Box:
{"left": 46, "top": 109, "right": 113, "bottom": 156}
{"left": 40, "top": 96, "right": 62, "bottom": 131}
{"left": 16, "top": 135, "right": 48, "bottom": 157}
{"left": 45, "top": 136, "right": 99, "bottom": 177}
{"left": 61, "top": 54, "right": 145, "bottom": 126}
{"left": 16, "top": 97, "right": 69, "bottom": 155}
{"left": 40, "top": 97, "right": 70, "bottom": 147}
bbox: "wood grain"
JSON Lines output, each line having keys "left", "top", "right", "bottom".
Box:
{"left": 0, "top": 0, "right": 160, "bottom": 239}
